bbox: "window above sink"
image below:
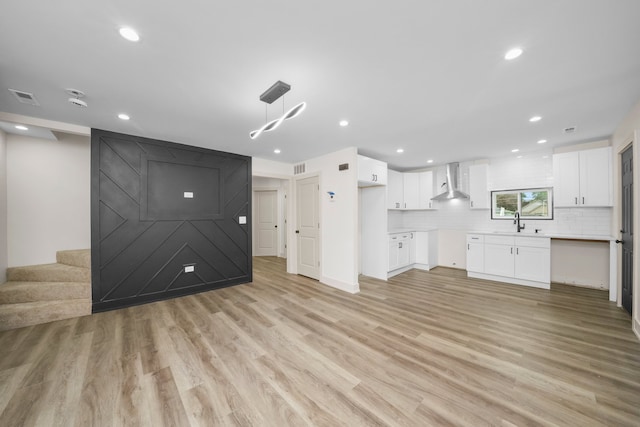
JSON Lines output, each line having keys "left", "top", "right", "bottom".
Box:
{"left": 491, "top": 187, "right": 554, "bottom": 220}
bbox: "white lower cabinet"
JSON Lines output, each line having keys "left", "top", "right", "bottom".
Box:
{"left": 466, "top": 233, "right": 550, "bottom": 289}
{"left": 466, "top": 234, "right": 484, "bottom": 273}
{"left": 388, "top": 230, "right": 438, "bottom": 278}
{"left": 388, "top": 233, "right": 412, "bottom": 272}
{"left": 514, "top": 238, "right": 551, "bottom": 283}
{"left": 483, "top": 235, "right": 515, "bottom": 277}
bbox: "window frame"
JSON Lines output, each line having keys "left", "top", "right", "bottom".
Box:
{"left": 490, "top": 187, "right": 554, "bottom": 220}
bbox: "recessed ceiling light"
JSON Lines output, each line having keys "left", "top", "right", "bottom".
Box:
{"left": 397, "top": 148, "right": 404, "bottom": 153}
{"left": 529, "top": 116, "right": 542, "bottom": 122}
{"left": 339, "top": 120, "right": 349, "bottom": 127}
{"left": 273, "top": 149, "right": 281, "bottom": 154}
{"left": 504, "top": 48, "right": 523, "bottom": 60}
{"left": 119, "top": 27, "right": 140, "bottom": 42}
{"left": 118, "top": 113, "right": 130, "bottom": 120}
{"left": 427, "top": 159, "right": 434, "bottom": 164}
{"left": 537, "top": 139, "right": 547, "bottom": 144}
{"left": 15, "top": 125, "right": 28, "bottom": 131}
{"left": 511, "top": 149, "right": 519, "bottom": 153}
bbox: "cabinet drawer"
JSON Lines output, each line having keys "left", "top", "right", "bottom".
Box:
{"left": 390, "top": 233, "right": 411, "bottom": 242}
{"left": 515, "top": 236, "right": 550, "bottom": 248}
{"left": 485, "top": 235, "right": 515, "bottom": 245}
{"left": 467, "top": 234, "right": 485, "bottom": 243}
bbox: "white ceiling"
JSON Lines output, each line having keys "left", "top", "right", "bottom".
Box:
{"left": 1, "top": 1, "right": 639, "bottom": 170}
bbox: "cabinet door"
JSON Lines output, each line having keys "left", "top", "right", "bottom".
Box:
{"left": 418, "top": 171, "right": 435, "bottom": 209}
{"left": 371, "top": 160, "right": 388, "bottom": 186}
{"left": 398, "top": 239, "right": 410, "bottom": 267}
{"left": 484, "top": 244, "right": 515, "bottom": 277}
{"left": 409, "top": 234, "right": 416, "bottom": 265}
{"left": 387, "top": 170, "right": 404, "bottom": 209}
{"left": 403, "top": 173, "right": 420, "bottom": 209}
{"left": 358, "top": 155, "right": 388, "bottom": 187}
{"left": 580, "top": 147, "right": 612, "bottom": 206}
{"left": 553, "top": 152, "right": 580, "bottom": 207}
{"left": 466, "top": 242, "right": 484, "bottom": 273}
{"left": 469, "top": 164, "right": 489, "bottom": 209}
{"left": 388, "top": 240, "right": 400, "bottom": 271}
{"left": 514, "top": 246, "right": 550, "bottom": 283}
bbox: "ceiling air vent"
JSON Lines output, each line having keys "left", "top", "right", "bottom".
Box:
{"left": 294, "top": 163, "right": 306, "bottom": 175}
{"left": 563, "top": 126, "right": 577, "bottom": 134}
{"left": 8, "top": 89, "right": 40, "bottom": 106}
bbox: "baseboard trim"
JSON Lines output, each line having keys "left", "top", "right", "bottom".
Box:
{"left": 321, "top": 276, "right": 359, "bottom": 294}
{"left": 388, "top": 265, "right": 412, "bottom": 278}
{"left": 634, "top": 319, "right": 640, "bottom": 342}
{"left": 467, "top": 271, "right": 550, "bottom": 290}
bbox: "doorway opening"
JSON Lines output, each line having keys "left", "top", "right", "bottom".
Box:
{"left": 252, "top": 176, "right": 289, "bottom": 272}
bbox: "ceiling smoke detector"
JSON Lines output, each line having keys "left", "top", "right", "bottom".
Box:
{"left": 66, "top": 88, "right": 87, "bottom": 108}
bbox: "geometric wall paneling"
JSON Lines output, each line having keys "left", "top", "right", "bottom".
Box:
{"left": 91, "top": 129, "right": 252, "bottom": 312}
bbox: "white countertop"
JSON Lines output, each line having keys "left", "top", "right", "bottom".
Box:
{"left": 388, "top": 228, "right": 437, "bottom": 234}
{"left": 468, "top": 230, "right": 614, "bottom": 241}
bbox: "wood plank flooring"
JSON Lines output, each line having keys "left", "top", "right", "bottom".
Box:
{"left": 1, "top": 257, "right": 639, "bottom": 426}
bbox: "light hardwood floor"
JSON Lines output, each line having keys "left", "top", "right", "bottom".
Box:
{"left": 1, "top": 257, "right": 639, "bottom": 426}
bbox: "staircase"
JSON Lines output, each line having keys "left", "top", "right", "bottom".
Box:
{"left": 0, "top": 249, "right": 92, "bottom": 331}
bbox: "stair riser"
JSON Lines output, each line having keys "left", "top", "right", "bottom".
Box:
{"left": 0, "top": 283, "right": 90, "bottom": 304}
{"left": 0, "top": 300, "right": 92, "bottom": 331}
{"left": 56, "top": 250, "right": 91, "bottom": 269}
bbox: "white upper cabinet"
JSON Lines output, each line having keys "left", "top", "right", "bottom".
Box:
{"left": 387, "top": 169, "right": 404, "bottom": 209}
{"left": 403, "top": 173, "right": 420, "bottom": 209}
{"left": 387, "top": 170, "right": 436, "bottom": 210}
{"left": 553, "top": 147, "right": 612, "bottom": 207}
{"left": 468, "top": 164, "right": 489, "bottom": 209}
{"left": 418, "top": 171, "right": 435, "bottom": 209}
{"left": 580, "top": 147, "right": 613, "bottom": 206}
{"left": 357, "top": 155, "right": 388, "bottom": 187}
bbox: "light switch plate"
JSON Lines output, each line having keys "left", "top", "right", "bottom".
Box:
{"left": 184, "top": 191, "right": 194, "bottom": 198}
{"left": 238, "top": 216, "right": 247, "bottom": 224}
{"left": 184, "top": 265, "right": 195, "bottom": 273}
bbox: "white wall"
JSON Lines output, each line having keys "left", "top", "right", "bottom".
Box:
{"left": 252, "top": 157, "right": 292, "bottom": 177}
{"left": 0, "top": 129, "right": 7, "bottom": 281}
{"left": 7, "top": 133, "right": 91, "bottom": 266}
{"left": 611, "top": 98, "right": 640, "bottom": 337}
{"left": 303, "top": 147, "right": 359, "bottom": 292}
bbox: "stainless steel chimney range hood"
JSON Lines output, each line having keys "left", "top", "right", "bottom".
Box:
{"left": 431, "top": 162, "right": 469, "bottom": 201}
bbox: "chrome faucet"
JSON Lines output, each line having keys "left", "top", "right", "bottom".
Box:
{"left": 514, "top": 212, "right": 525, "bottom": 232}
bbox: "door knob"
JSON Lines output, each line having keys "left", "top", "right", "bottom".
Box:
{"left": 616, "top": 239, "right": 624, "bottom": 244}
{"left": 295, "top": 230, "right": 300, "bottom": 234}
{"left": 274, "top": 225, "right": 277, "bottom": 228}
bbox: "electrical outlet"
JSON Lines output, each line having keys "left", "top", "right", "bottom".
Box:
{"left": 184, "top": 265, "right": 195, "bottom": 273}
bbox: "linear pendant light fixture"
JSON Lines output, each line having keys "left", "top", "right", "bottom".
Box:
{"left": 250, "top": 80, "right": 306, "bottom": 139}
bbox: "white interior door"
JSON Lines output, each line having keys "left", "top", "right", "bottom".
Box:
{"left": 254, "top": 190, "right": 278, "bottom": 256}
{"left": 296, "top": 176, "right": 320, "bottom": 279}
